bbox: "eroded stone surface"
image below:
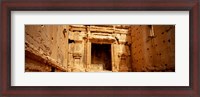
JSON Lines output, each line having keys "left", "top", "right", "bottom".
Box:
{"left": 130, "top": 25, "right": 175, "bottom": 72}
{"left": 25, "top": 25, "right": 175, "bottom": 72}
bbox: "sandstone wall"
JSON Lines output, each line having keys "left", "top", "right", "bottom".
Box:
{"left": 130, "top": 25, "right": 175, "bottom": 72}
{"left": 25, "top": 25, "right": 69, "bottom": 72}
{"left": 25, "top": 25, "right": 175, "bottom": 72}
{"left": 112, "top": 34, "right": 132, "bottom": 72}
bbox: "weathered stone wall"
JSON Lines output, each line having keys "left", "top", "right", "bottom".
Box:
{"left": 25, "top": 25, "right": 69, "bottom": 72}
{"left": 25, "top": 57, "right": 52, "bottom": 72}
{"left": 67, "top": 25, "right": 131, "bottom": 72}
{"left": 67, "top": 25, "right": 86, "bottom": 72}
{"left": 25, "top": 25, "right": 175, "bottom": 72}
{"left": 112, "top": 33, "right": 132, "bottom": 72}
{"left": 130, "top": 25, "right": 175, "bottom": 72}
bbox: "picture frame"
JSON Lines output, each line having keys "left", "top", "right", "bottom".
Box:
{"left": 0, "top": 0, "right": 199, "bottom": 96}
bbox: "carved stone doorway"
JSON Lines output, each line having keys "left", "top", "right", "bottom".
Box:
{"left": 91, "top": 43, "right": 112, "bottom": 71}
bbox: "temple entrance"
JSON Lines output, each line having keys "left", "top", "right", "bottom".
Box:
{"left": 91, "top": 43, "right": 112, "bottom": 71}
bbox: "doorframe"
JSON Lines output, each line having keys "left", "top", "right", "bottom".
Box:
{"left": 87, "top": 41, "right": 114, "bottom": 72}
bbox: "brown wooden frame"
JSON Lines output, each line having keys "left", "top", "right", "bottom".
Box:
{"left": 0, "top": 0, "right": 199, "bottom": 97}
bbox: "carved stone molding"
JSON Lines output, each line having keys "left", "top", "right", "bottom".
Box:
{"left": 73, "top": 52, "right": 82, "bottom": 59}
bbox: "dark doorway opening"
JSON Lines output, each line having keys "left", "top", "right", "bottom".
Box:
{"left": 91, "top": 43, "right": 112, "bottom": 71}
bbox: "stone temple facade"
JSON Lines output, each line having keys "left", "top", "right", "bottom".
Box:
{"left": 25, "top": 25, "right": 175, "bottom": 72}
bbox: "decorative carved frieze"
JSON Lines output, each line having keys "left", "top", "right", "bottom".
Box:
{"left": 73, "top": 53, "right": 82, "bottom": 59}
{"left": 89, "top": 34, "right": 115, "bottom": 44}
